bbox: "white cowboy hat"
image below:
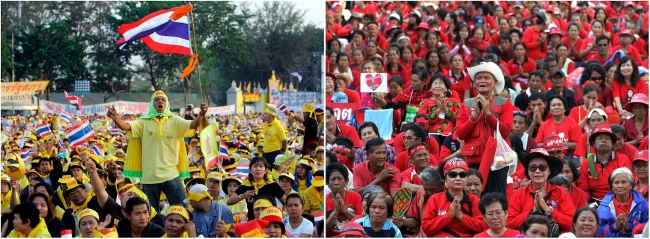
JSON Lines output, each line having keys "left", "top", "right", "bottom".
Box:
{"left": 467, "top": 62, "right": 505, "bottom": 95}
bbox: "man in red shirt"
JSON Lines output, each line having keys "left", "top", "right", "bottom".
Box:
{"left": 610, "top": 30, "right": 643, "bottom": 64}
{"left": 353, "top": 138, "right": 402, "bottom": 195}
{"left": 587, "top": 35, "right": 612, "bottom": 66}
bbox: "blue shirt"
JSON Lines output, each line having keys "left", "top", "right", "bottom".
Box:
{"left": 192, "top": 201, "right": 235, "bottom": 237}
{"left": 354, "top": 215, "right": 402, "bottom": 238}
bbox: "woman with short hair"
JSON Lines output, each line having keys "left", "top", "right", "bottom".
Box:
{"left": 572, "top": 207, "right": 600, "bottom": 238}
{"left": 596, "top": 167, "right": 649, "bottom": 237}
{"left": 474, "top": 192, "right": 520, "bottom": 237}
{"left": 353, "top": 191, "right": 402, "bottom": 237}
{"left": 162, "top": 206, "right": 196, "bottom": 238}
{"left": 7, "top": 202, "right": 51, "bottom": 238}
{"left": 519, "top": 215, "right": 551, "bottom": 238}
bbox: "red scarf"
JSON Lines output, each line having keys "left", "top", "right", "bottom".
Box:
{"left": 393, "top": 86, "right": 434, "bottom": 106}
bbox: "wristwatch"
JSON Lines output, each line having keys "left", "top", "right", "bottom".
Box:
{"left": 545, "top": 206, "right": 554, "bottom": 215}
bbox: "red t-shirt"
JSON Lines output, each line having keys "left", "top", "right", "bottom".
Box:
{"left": 570, "top": 185, "right": 588, "bottom": 209}
{"left": 325, "top": 191, "right": 363, "bottom": 222}
{"left": 507, "top": 57, "right": 537, "bottom": 89}
{"left": 561, "top": 37, "right": 584, "bottom": 61}
{"left": 610, "top": 45, "right": 643, "bottom": 65}
{"left": 352, "top": 161, "right": 402, "bottom": 194}
{"left": 611, "top": 79, "right": 649, "bottom": 106}
{"left": 345, "top": 89, "right": 362, "bottom": 109}
{"left": 400, "top": 166, "right": 423, "bottom": 186}
{"left": 535, "top": 117, "right": 583, "bottom": 155}
{"left": 521, "top": 26, "right": 548, "bottom": 61}
{"left": 578, "top": 38, "right": 598, "bottom": 61}
{"left": 473, "top": 228, "right": 521, "bottom": 238}
{"left": 577, "top": 153, "right": 632, "bottom": 200}
{"left": 614, "top": 192, "right": 634, "bottom": 215}
{"left": 443, "top": 69, "right": 472, "bottom": 99}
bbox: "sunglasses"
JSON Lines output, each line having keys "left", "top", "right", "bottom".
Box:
{"left": 528, "top": 164, "right": 549, "bottom": 172}
{"left": 514, "top": 111, "right": 527, "bottom": 116}
{"left": 447, "top": 171, "right": 468, "bottom": 178}
{"left": 597, "top": 44, "right": 608, "bottom": 47}
{"left": 403, "top": 135, "right": 419, "bottom": 140}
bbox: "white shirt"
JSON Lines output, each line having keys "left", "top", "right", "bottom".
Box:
{"left": 283, "top": 216, "right": 314, "bottom": 237}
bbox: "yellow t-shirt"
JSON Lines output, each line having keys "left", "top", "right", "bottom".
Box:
{"left": 219, "top": 196, "right": 248, "bottom": 223}
{"left": 262, "top": 118, "right": 287, "bottom": 153}
{"left": 128, "top": 115, "right": 192, "bottom": 184}
{"left": 303, "top": 185, "right": 323, "bottom": 216}
{"left": 2, "top": 191, "right": 19, "bottom": 209}
{"left": 7, "top": 218, "right": 51, "bottom": 238}
{"left": 38, "top": 147, "right": 58, "bottom": 158}
{"left": 297, "top": 179, "right": 307, "bottom": 195}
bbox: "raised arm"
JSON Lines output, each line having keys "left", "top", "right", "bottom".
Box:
{"left": 189, "top": 103, "right": 208, "bottom": 130}
{"left": 106, "top": 106, "right": 131, "bottom": 131}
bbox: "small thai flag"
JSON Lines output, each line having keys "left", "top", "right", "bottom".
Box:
{"left": 94, "top": 119, "right": 104, "bottom": 124}
{"left": 91, "top": 145, "right": 104, "bottom": 157}
{"left": 237, "top": 141, "right": 247, "bottom": 149}
{"left": 66, "top": 121, "right": 95, "bottom": 148}
{"left": 58, "top": 111, "right": 73, "bottom": 123}
{"left": 236, "top": 163, "right": 249, "bottom": 179}
{"left": 111, "top": 128, "right": 121, "bottom": 136}
{"left": 319, "top": 131, "right": 325, "bottom": 142}
{"left": 25, "top": 123, "right": 34, "bottom": 130}
{"left": 58, "top": 137, "right": 65, "bottom": 150}
{"left": 35, "top": 123, "right": 53, "bottom": 138}
{"left": 21, "top": 148, "right": 33, "bottom": 159}
{"left": 277, "top": 102, "right": 289, "bottom": 113}
{"left": 219, "top": 143, "right": 229, "bottom": 160}
{"left": 63, "top": 91, "right": 82, "bottom": 112}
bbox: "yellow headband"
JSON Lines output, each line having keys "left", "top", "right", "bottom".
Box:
{"left": 186, "top": 190, "right": 213, "bottom": 202}
{"left": 151, "top": 90, "right": 168, "bottom": 101}
{"left": 167, "top": 206, "right": 190, "bottom": 220}
{"left": 77, "top": 208, "right": 100, "bottom": 223}
{"left": 124, "top": 186, "right": 148, "bottom": 201}
{"left": 253, "top": 199, "right": 273, "bottom": 209}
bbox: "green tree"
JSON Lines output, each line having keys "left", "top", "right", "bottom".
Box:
{"left": 14, "top": 20, "right": 88, "bottom": 99}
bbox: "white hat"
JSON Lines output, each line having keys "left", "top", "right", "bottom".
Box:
{"left": 411, "top": 10, "right": 422, "bottom": 19}
{"left": 587, "top": 108, "right": 608, "bottom": 120}
{"left": 467, "top": 62, "right": 505, "bottom": 95}
{"left": 389, "top": 13, "right": 401, "bottom": 21}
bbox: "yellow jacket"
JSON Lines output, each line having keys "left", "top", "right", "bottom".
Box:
{"left": 7, "top": 218, "right": 51, "bottom": 238}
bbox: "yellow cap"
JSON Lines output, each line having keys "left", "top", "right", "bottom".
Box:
{"left": 151, "top": 90, "right": 168, "bottom": 101}
{"left": 260, "top": 206, "right": 284, "bottom": 223}
{"left": 264, "top": 104, "right": 276, "bottom": 116}
{"left": 207, "top": 171, "right": 223, "bottom": 181}
{"left": 312, "top": 176, "right": 325, "bottom": 187}
{"left": 253, "top": 199, "right": 274, "bottom": 209}
{"left": 58, "top": 175, "right": 74, "bottom": 184}
{"left": 184, "top": 184, "right": 212, "bottom": 203}
{"left": 166, "top": 205, "right": 190, "bottom": 220}
{"left": 303, "top": 103, "right": 314, "bottom": 113}
{"left": 77, "top": 208, "right": 100, "bottom": 223}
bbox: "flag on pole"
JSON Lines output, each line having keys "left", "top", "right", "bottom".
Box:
{"left": 116, "top": 5, "right": 194, "bottom": 56}
{"left": 277, "top": 102, "right": 289, "bottom": 114}
{"left": 58, "top": 137, "right": 65, "bottom": 151}
{"left": 35, "top": 123, "right": 53, "bottom": 138}
{"left": 66, "top": 121, "right": 95, "bottom": 148}
{"left": 91, "top": 145, "right": 104, "bottom": 157}
{"left": 111, "top": 128, "right": 121, "bottom": 136}
{"left": 21, "top": 148, "right": 33, "bottom": 159}
{"left": 63, "top": 91, "right": 82, "bottom": 113}
{"left": 246, "top": 82, "right": 251, "bottom": 92}
{"left": 56, "top": 111, "right": 73, "bottom": 123}
{"left": 290, "top": 72, "right": 303, "bottom": 82}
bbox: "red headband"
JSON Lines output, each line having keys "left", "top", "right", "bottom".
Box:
{"left": 367, "top": 22, "right": 379, "bottom": 28}
{"left": 326, "top": 76, "right": 334, "bottom": 82}
{"left": 443, "top": 158, "right": 469, "bottom": 176}
{"left": 331, "top": 144, "right": 350, "bottom": 154}
{"left": 409, "top": 144, "right": 428, "bottom": 157}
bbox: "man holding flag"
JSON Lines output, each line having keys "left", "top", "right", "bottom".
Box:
{"left": 106, "top": 90, "right": 208, "bottom": 212}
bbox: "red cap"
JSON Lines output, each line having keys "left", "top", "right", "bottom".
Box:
{"left": 334, "top": 222, "right": 370, "bottom": 238}
{"left": 633, "top": 150, "right": 649, "bottom": 163}
{"left": 561, "top": 2, "right": 571, "bottom": 7}
{"left": 624, "top": 93, "right": 649, "bottom": 112}
{"left": 619, "top": 30, "right": 633, "bottom": 36}
{"left": 543, "top": 135, "right": 568, "bottom": 152}
{"left": 467, "top": 38, "right": 487, "bottom": 51}
{"left": 415, "top": 22, "right": 429, "bottom": 31}
{"left": 545, "top": 5, "right": 555, "bottom": 13}
{"left": 548, "top": 27, "right": 563, "bottom": 36}
{"left": 383, "top": 23, "right": 399, "bottom": 37}
{"left": 589, "top": 124, "right": 617, "bottom": 145}
{"left": 572, "top": 6, "right": 582, "bottom": 12}
{"left": 624, "top": 1, "right": 636, "bottom": 8}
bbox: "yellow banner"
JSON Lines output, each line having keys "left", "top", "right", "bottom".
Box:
{"left": 1, "top": 81, "right": 49, "bottom": 102}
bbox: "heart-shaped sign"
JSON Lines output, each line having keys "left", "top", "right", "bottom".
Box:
{"left": 372, "top": 74, "right": 383, "bottom": 91}
{"left": 366, "top": 74, "right": 381, "bottom": 91}
{"left": 365, "top": 74, "right": 375, "bottom": 91}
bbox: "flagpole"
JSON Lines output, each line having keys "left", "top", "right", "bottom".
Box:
{"left": 188, "top": 3, "right": 204, "bottom": 102}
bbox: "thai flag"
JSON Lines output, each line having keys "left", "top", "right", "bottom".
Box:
{"left": 237, "top": 141, "right": 247, "bottom": 149}
{"left": 94, "top": 119, "right": 104, "bottom": 124}
{"left": 66, "top": 121, "right": 95, "bottom": 148}
{"left": 219, "top": 143, "right": 229, "bottom": 160}
{"left": 56, "top": 111, "right": 73, "bottom": 123}
{"left": 236, "top": 163, "right": 249, "bottom": 179}
{"left": 277, "top": 102, "right": 289, "bottom": 114}
{"left": 21, "top": 148, "right": 33, "bottom": 159}
{"left": 58, "top": 137, "right": 65, "bottom": 150}
{"left": 116, "top": 5, "right": 193, "bottom": 56}
{"left": 91, "top": 145, "right": 104, "bottom": 157}
{"left": 63, "top": 91, "right": 82, "bottom": 113}
{"left": 35, "top": 123, "right": 52, "bottom": 138}
{"left": 111, "top": 128, "right": 121, "bottom": 136}
{"left": 25, "top": 123, "right": 34, "bottom": 130}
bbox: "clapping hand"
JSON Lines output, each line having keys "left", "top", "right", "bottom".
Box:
{"left": 99, "top": 215, "right": 112, "bottom": 228}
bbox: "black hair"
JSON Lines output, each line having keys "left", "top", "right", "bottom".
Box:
{"left": 468, "top": 168, "right": 483, "bottom": 184}
{"left": 555, "top": 42, "right": 569, "bottom": 51}
{"left": 248, "top": 157, "right": 271, "bottom": 183}
{"left": 529, "top": 92, "right": 547, "bottom": 103}
{"left": 453, "top": 23, "right": 470, "bottom": 43}
{"left": 509, "top": 134, "right": 525, "bottom": 160}
{"left": 483, "top": 53, "right": 498, "bottom": 63}
{"left": 358, "top": 122, "right": 380, "bottom": 139}
{"left": 436, "top": 44, "right": 449, "bottom": 53}
{"left": 610, "top": 124, "right": 627, "bottom": 138}
{"left": 28, "top": 192, "right": 56, "bottom": 222}
{"left": 326, "top": 163, "right": 349, "bottom": 182}
{"left": 513, "top": 41, "right": 527, "bottom": 51}
{"left": 582, "top": 83, "right": 600, "bottom": 95}
{"left": 30, "top": 176, "right": 45, "bottom": 185}
{"left": 486, "top": 45, "right": 501, "bottom": 56}
{"left": 361, "top": 60, "right": 378, "bottom": 73}
{"left": 286, "top": 193, "right": 304, "bottom": 206}
{"left": 412, "top": 58, "right": 427, "bottom": 69}
{"left": 436, "top": 7, "right": 448, "bottom": 19}
{"left": 427, "top": 74, "right": 452, "bottom": 97}
{"left": 595, "top": 35, "right": 610, "bottom": 45}
{"left": 365, "top": 138, "right": 385, "bottom": 154}
{"left": 508, "top": 28, "right": 522, "bottom": 38}
{"left": 479, "top": 192, "right": 508, "bottom": 215}
{"left": 332, "top": 136, "right": 354, "bottom": 149}
{"left": 572, "top": 207, "right": 599, "bottom": 233}
{"left": 401, "top": 123, "right": 427, "bottom": 141}
{"left": 519, "top": 215, "right": 552, "bottom": 234}
{"left": 411, "top": 67, "right": 429, "bottom": 84}
{"left": 594, "top": 7, "right": 608, "bottom": 23}
{"left": 325, "top": 106, "right": 334, "bottom": 116}
{"left": 566, "top": 22, "right": 580, "bottom": 33}
{"left": 614, "top": 56, "right": 640, "bottom": 87}
{"left": 351, "top": 30, "right": 366, "bottom": 40}
{"left": 425, "top": 50, "right": 440, "bottom": 65}
{"left": 14, "top": 201, "right": 42, "bottom": 228}
{"left": 325, "top": 150, "right": 338, "bottom": 164}
{"left": 390, "top": 30, "right": 405, "bottom": 43}
{"left": 561, "top": 159, "right": 580, "bottom": 183}
{"left": 536, "top": 61, "right": 549, "bottom": 71}
{"left": 499, "top": 34, "right": 512, "bottom": 44}
{"left": 365, "top": 191, "right": 394, "bottom": 217}
{"left": 529, "top": 71, "right": 544, "bottom": 82}
{"left": 327, "top": 38, "right": 341, "bottom": 52}
{"left": 544, "top": 56, "right": 557, "bottom": 65}
{"left": 33, "top": 182, "right": 63, "bottom": 209}
{"left": 336, "top": 52, "right": 349, "bottom": 64}
{"left": 545, "top": 94, "right": 569, "bottom": 115}
{"left": 389, "top": 75, "right": 404, "bottom": 88}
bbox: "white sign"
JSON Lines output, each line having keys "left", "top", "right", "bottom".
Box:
{"left": 360, "top": 73, "right": 388, "bottom": 93}
{"left": 181, "top": 105, "right": 237, "bottom": 116}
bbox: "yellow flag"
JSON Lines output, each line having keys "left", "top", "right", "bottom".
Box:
{"left": 279, "top": 82, "right": 283, "bottom": 92}
{"left": 238, "top": 81, "right": 242, "bottom": 91}
{"left": 246, "top": 81, "right": 251, "bottom": 93}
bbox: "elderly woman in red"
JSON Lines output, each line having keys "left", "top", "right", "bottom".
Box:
{"left": 622, "top": 93, "right": 649, "bottom": 147}
{"left": 420, "top": 158, "right": 487, "bottom": 237}
{"left": 506, "top": 148, "right": 575, "bottom": 233}
{"left": 455, "top": 62, "right": 513, "bottom": 194}
{"left": 577, "top": 124, "right": 633, "bottom": 205}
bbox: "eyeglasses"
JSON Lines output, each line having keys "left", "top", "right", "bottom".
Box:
{"left": 485, "top": 210, "right": 505, "bottom": 218}
{"left": 447, "top": 171, "right": 468, "bottom": 178}
{"left": 67, "top": 187, "right": 85, "bottom": 197}
{"left": 597, "top": 44, "right": 608, "bottom": 47}
{"left": 403, "top": 135, "right": 419, "bottom": 140}
{"left": 514, "top": 111, "right": 527, "bottom": 116}
{"left": 528, "top": 164, "right": 549, "bottom": 172}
